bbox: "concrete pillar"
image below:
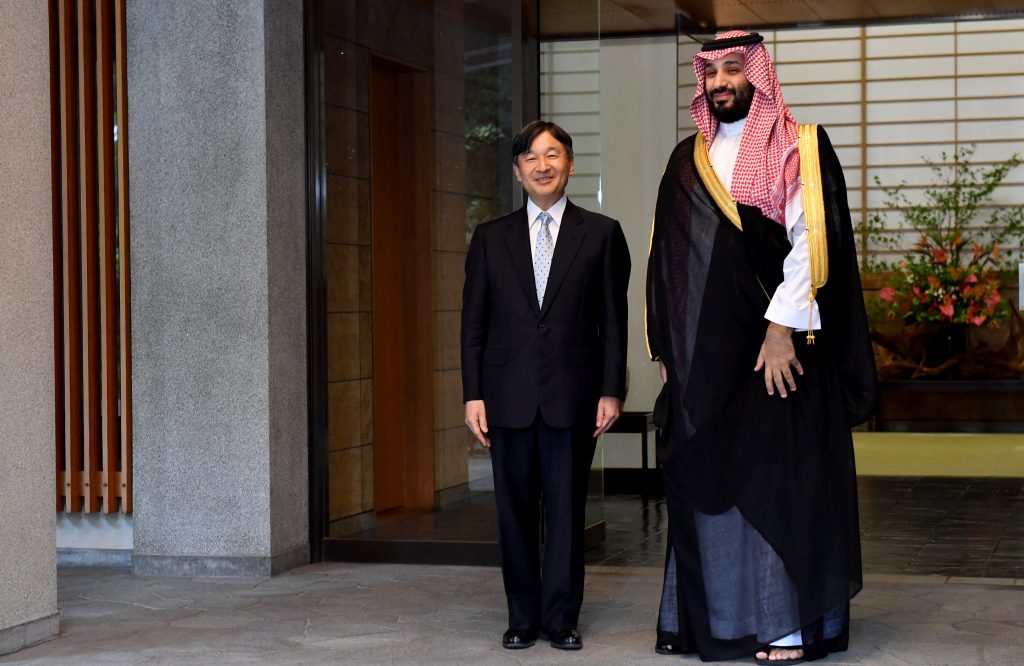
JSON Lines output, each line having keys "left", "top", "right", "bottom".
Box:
{"left": 128, "top": 0, "right": 308, "bottom": 576}
{"left": 0, "top": 0, "right": 60, "bottom": 655}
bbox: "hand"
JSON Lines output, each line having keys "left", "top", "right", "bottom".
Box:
{"left": 593, "top": 396, "right": 622, "bottom": 437}
{"left": 753, "top": 322, "right": 803, "bottom": 398}
{"left": 659, "top": 361, "right": 667, "bottom": 383}
{"left": 465, "top": 400, "right": 491, "bottom": 447}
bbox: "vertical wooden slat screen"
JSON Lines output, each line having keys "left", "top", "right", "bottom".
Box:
{"left": 78, "top": 0, "right": 101, "bottom": 513}
{"left": 49, "top": 0, "right": 66, "bottom": 512}
{"left": 115, "top": 0, "right": 132, "bottom": 513}
{"left": 57, "top": 0, "right": 83, "bottom": 513}
{"left": 96, "top": 0, "right": 119, "bottom": 513}
{"left": 51, "top": 0, "right": 132, "bottom": 514}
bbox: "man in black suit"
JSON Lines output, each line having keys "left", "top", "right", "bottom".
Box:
{"left": 461, "top": 120, "right": 631, "bottom": 651}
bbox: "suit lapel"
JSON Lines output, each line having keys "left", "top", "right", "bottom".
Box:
{"left": 539, "top": 201, "right": 585, "bottom": 319}
{"left": 502, "top": 208, "right": 541, "bottom": 317}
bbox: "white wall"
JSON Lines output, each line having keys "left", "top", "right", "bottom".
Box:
{"left": 596, "top": 36, "right": 678, "bottom": 412}
{"left": 57, "top": 514, "right": 133, "bottom": 551}
{"left": 540, "top": 40, "right": 602, "bottom": 211}
{"left": 542, "top": 36, "right": 680, "bottom": 467}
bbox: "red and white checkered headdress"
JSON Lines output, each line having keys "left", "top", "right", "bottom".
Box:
{"left": 691, "top": 30, "right": 800, "bottom": 226}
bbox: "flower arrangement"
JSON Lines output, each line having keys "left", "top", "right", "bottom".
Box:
{"left": 860, "top": 146, "right": 1024, "bottom": 379}
{"left": 864, "top": 146, "right": 1023, "bottom": 328}
{"left": 877, "top": 240, "right": 1006, "bottom": 327}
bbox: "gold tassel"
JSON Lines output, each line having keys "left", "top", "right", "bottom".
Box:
{"left": 806, "top": 287, "right": 816, "bottom": 345}
{"left": 798, "top": 123, "right": 827, "bottom": 347}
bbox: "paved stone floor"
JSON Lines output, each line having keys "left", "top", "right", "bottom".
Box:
{"left": 8, "top": 472, "right": 1024, "bottom": 664}
{"left": 589, "top": 478, "right": 1024, "bottom": 576}
{"left": 4, "top": 564, "right": 1024, "bottom": 665}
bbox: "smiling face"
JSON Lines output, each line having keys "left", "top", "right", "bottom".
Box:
{"left": 513, "top": 130, "right": 574, "bottom": 210}
{"left": 704, "top": 52, "right": 754, "bottom": 123}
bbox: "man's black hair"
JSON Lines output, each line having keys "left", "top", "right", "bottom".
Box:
{"left": 511, "top": 120, "right": 574, "bottom": 164}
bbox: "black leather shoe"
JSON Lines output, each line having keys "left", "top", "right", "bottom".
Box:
{"left": 502, "top": 628, "right": 537, "bottom": 649}
{"left": 549, "top": 628, "right": 583, "bottom": 650}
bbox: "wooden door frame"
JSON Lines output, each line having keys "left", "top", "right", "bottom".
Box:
{"left": 304, "top": 0, "right": 329, "bottom": 563}
{"left": 369, "top": 53, "right": 435, "bottom": 512}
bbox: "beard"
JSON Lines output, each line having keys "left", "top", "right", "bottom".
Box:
{"left": 706, "top": 80, "right": 754, "bottom": 123}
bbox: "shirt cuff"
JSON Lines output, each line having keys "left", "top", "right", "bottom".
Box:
{"left": 765, "top": 286, "right": 821, "bottom": 331}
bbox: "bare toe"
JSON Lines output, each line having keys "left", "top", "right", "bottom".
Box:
{"left": 769, "top": 647, "right": 804, "bottom": 661}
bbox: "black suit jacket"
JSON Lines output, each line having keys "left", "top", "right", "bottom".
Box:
{"left": 461, "top": 200, "right": 631, "bottom": 430}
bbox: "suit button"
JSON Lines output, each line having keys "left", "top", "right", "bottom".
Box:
{"left": 537, "top": 322, "right": 547, "bottom": 329}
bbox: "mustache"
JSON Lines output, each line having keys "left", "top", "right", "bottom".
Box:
{"left": 709, "top": 85, "right": 735, "bottom": 95}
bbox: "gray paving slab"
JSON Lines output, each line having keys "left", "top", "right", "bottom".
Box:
{"left": 2, "top": 564, "right": 1023, "bottom": 665}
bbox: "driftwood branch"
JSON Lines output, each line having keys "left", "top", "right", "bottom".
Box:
{"left": 870, "top": 305, "right": 1024, "bottom": 380}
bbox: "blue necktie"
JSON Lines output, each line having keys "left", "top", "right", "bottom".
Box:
{"left": 534, "top": 212, "right": 554, "bottom": 307}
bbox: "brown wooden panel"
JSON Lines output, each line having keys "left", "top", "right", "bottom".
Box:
{"left": 370, "top": 56, "right": 405, "bottom": 512}
{"left": 115, "top": 0, "right": 132, "bottom": 513}
{"left": 59, "top": 0, "right": 83, "bottom": 513}
{"left": 77, "top": 0, "right": 101, "bottom": 512}
{"left": 96, "top": 0, "right": 119, "bottom": 512}
{"left": 405, "top": 69, "right": 435, "bottom": 509}
{"left": 370, "top": 55, "right": 436, "bottom": 513}
{"left": 49, "top": 0, "right": 66, "bottom": 511}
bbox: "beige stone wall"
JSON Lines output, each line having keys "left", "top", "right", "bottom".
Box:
{"left": 0, "top": 0, "right": 59, "bottom": 647}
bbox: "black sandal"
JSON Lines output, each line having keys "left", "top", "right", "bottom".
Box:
{"left": 655, "top": 629, "right": 683, "bottom": 655}
{"left": 754, "top": 644, "right": 807, "bottom": 665}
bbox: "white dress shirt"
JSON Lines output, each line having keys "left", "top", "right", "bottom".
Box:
{"left": 526, "top": 195, "right": 567, "bottom": 263}
{"left": 709, "top": 118, "right": 821, "bottom": 331}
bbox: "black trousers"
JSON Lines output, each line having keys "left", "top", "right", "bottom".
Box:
{"left": 489, "top": 415, "right": 597, "bottom": 631}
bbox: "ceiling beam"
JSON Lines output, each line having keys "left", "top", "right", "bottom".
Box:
{"left": 538, "top": 0, "right": 1024, "bottom": 38}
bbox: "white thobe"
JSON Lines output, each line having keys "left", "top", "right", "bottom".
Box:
{"left": 708, "top": 118, "right": 821, "bottom": 332}
{"left": 709, "top": 119, "right": 813, "bottom": 649}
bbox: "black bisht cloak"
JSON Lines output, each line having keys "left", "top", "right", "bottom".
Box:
{"left": 646, "top": 126, "right": 877, "bottom": 662}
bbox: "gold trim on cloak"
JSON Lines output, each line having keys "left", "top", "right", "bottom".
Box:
{"left": 644, "top": 212, "right": 656, "bottom": 361}
{"left": 798, "top": 123, "right": 828, "bottom": 344}
{"left": 693, "top": 132, "right": 742, "bottom": 231}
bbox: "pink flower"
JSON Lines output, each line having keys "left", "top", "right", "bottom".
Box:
{"left": 970, "top": 315, "right": 987, "bottom": 326}
{"left": 939, "top": 303, "right": 955, "bottom": 319}
{"left": 965, "top": 273, "right": 979, "bottom": 284}
{"left": 879, "top": 286, "right": 896, "bottom": 302}
{"left": 986, "top": 291, "right": 1002, "bottom": 307}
